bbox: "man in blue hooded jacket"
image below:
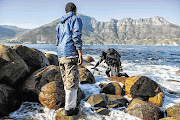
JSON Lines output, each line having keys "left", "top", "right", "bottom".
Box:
{"left": 56, "top": 2, "right": 83, "bottom": 116}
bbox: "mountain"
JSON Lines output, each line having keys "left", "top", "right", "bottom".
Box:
{"left": 12, "top": 14, "right": 180, "bottom": 45}
{"left": 11, "top": 20, "right": 59, "bottom": 44}
{"left": 0, "top": 25, "right": 29, "bottom": 41}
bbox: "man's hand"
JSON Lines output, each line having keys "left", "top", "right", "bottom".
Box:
{"left": 78, "top": 55, "right": 83, "bottom": 65}
{"left": 77, "top": 50, "right": 83, "bottom": 65}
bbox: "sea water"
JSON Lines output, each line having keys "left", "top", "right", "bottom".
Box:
{"left": 8, "top": 44, "right": 180, "bottom": 120}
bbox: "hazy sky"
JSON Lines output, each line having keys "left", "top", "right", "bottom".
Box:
{"left": 0, "top": 0, "right": 180, "bottom": 29}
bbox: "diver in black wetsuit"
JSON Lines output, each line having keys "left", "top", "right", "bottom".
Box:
{"left": 92, "top": 48, "right": 129, "bottom": 78}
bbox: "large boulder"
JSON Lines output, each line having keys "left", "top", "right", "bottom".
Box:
{"left": 0, "top": 84, "right": 21, "bottom": 117}
{"left": 130, "top": 76, "right": 161, "bottom": 99}
{"left": 166, "top": 103, "right": 180, "bottom": 117}
{"left": 45, "top": 53, "right": 59, "bottom": 66}
{"left": 79, "top": 67, "right": 95, "bottom": 84}
{"left": 85, "top": 56, "right": 95, "bottom": 62}
{"left": 108, "top": 76, "right": 127, "bottom": 85}
{"left": 0, "top": 44, "right": 29, "bottom": 87}
{"left": 11, "top": 45, "right": 50, "bottom": 73}
{"left": 39, "top": 80, "right": 85, "bottom": 110}
{"left": 126, "top": 98, "right": 164, "bottom": 120}
{"left": 125, "top": 76, "right": 164, "bottom": 106}
{"left": 39, "top": 81, "right": 65, "bottom": 110}
{"left": 100, "top": 82, "right": 123, "bottom": 96}
{"left": 22, "top": 65, "right": 62, "bottom": 102}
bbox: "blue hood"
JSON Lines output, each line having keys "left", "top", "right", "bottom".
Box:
{"left": 56, "top": 12, "right": 83, "bottom": 58}
{"left": 60, "top": 12, "right": 75, "bottom": 24}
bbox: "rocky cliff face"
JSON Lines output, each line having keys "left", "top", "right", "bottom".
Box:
{"left": 79, "top": 15, "right": 180, "bottom": 45}
{"left": 12, "top": 14, "right": 180, "bottom": 46}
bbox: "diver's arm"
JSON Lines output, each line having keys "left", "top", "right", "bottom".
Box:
{"left": 119, "top": 61, "right": 123, "bottom": 71}
{"left": 93, "top": 58, "right": 103, "bottom": 68}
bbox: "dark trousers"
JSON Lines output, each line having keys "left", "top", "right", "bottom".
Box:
{"left": 105, "top": 65, "right": 129, "bottom": 78}
{"left": 105, "top": 65, "right": 119, "bottom": 77}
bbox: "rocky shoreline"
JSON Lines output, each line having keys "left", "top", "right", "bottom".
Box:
{"left": 0, "top": 44, "right": 179, "bottom": 120}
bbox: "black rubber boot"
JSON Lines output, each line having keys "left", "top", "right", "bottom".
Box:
{"left": 64, "top": 107, "right": 79, "bottom": 116}
{"left": 118, "top": 73, "right": 129, "bottom": 78}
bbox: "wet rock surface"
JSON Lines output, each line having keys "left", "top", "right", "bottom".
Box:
{"left": 166, "top": 103, "right": 180, "bottom": 117}
{"left": 125, "top": 76, "right": 140, "bottom": 98}
{"left": 130, "top": 76, "right": 161, "bottom": 99}
{"left": 0, "top": 84, "right": 21, "bottom": 117}
{"left": 125, "top": 76, "right": 164, "bottom": 106}
{"left": 106, "top": 94, "right": 128, "bottom": 108}
{"left": 85, "top": 56, "right": 95, "bottom": 62}
{"left": 79, "top": 67, "right": 95, "bottom": 84}
{"left": 148, "top": 92, "right": 164, "bottom": 107}
{"left": 45, "top": 53, "right": 59, "bottom": 66}
{"left": 22, "top": 65, "right": 62, "bottom": 102}
{"left": 108, "top": 76, "right": 127, "bottom": 86}
{"left": 0, "top": 44, "right": 29, "bottom": 87}
{"left": 96, "top": 108, "right": 110, "bottom": 115}
{"left": 86, "top": 94, "right": 107, "bottom": 107}
{"left": 126, "top": 98, "right": 164, "bottom": 120}
{"left": 100, "top": 82, "right": 123, "bottom": 96}
{"left": 86, "top": 94, "right": 128, "bottom": 108}
{"left": 11, "top": 45, "right": 50, "bottom": 73}
{"left": 39, "top": 81, "right": 65, "bottom": 110}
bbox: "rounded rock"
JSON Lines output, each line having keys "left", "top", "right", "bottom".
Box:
{"left": 0, "top": 84, "right": 21, "bottom": 117}
{"left": 45, "top": 53, "right": 59, "bottom": 66}
{"left": 39, "top": 81, "right": 65, "bottom": 110}
{"left": 126, "top": 98, "right": 164, "bottom": 120}
{"left": 11, "top": 45, "right": 50, "bottom": 73}
{"left": 85, "top": 56, "right": 95, "bottom": 62}
{"left": 22, "top": 65, "right": 62, "bottom": 102}
{"left": 0, "top": 44, "right": 29, "bottom": 86}
{"left": 100, "top": 82, "right": 123, "bottom": 96}
{"left": 79, "top": 67, "right": 95, "bottom": 84}
{"left": 166, "top": 103, "right": 180, "bottom": 117}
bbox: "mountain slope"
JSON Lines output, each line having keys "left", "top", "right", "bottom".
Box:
{"left": 0, "top": 25, "right": 29, "bottom": 40}
{"left": 13, "top": 14, "right": 180, "bottom": 45}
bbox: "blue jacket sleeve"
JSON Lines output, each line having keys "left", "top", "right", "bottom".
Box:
{"left": 72, "top": 18, "right": 83, "bottom": 50}
{"left": 56, "top": 24, "right": 60, "bottom": 46}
